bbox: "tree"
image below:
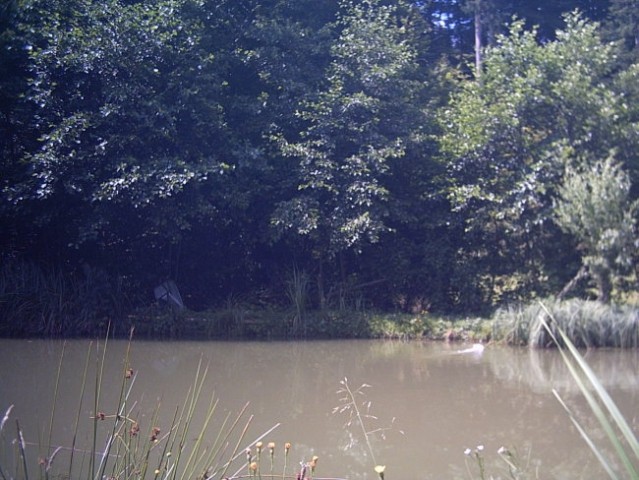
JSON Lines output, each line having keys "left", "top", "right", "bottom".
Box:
{"left": 554, "top": 153, "right": 639, "bottom": 302}
{"left": 273, "top": 0, "right": 423, "bottom": 256}
{"left": 438, "top": 12, "right": 638, "bottom": 304}
{"left": 604, "top": 0, "right": 639, "bottom": 65}
{"left": 462, "top": 0, "right": 506, "bottom": 75}
{"left": 0, "top": 0, "right": 239, "bottom": 280}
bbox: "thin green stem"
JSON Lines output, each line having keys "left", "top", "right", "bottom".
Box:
{"left": 45, "top": 341, "right": 66, "bottom": 480}
{"left": 68, "top": 341, "right": 92, "bottom": 478}
{"left": 16, "top": 420, "right": 29, "bottom": 480}
{"left": 342, "top": 379, "right": 376, "bottom": 466}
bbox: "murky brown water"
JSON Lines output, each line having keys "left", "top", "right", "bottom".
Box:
{"left": 0, "top": 339, "right": 637, "bottom": 479}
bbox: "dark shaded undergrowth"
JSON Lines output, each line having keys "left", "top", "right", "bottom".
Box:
{"left": 2, "top": 259, "right": 639, "bottom": 347}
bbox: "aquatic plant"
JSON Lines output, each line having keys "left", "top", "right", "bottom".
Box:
{"left": 492, "top": 299, "right": 639, "bottom": 348}
{"left": 0, "top": 259, "right": 134, "bottom": 337}
{"left": 0, "top": 331, "right": 289, "bottom": 480}
{"left": 539, "top": 304, "right": 639, "bottom": 479}
{"left": 286, "top": 267, "right": 310, "bottom": 336}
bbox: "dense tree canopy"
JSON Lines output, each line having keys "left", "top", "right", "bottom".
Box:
{"left": 1, "top": 0, "right": 638, "bottom": 323}
{"left": 438, "top": 12, "right": 639, "bottom": 303}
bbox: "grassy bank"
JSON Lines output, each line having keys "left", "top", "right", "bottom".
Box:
{"left": 119, "top": 305, "right": 493, "bottom": 342}
{"left": 3, "top": 260, "right": 639, "bottom": 347}
{"left": 113, "top": 298, "right": 639, "bottom": 349}
{"left": 491, "top": 299, "right": 639, "bottom": 348}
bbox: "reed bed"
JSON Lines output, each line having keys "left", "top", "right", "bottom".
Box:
{"left": 285, "top": 267, "right": 310, "bottom": 337}
{"left": 492, "top": 299, "right": 639, "bottom": 348}
{"left": 0, "top": 259, "right": 133, "bottom": 337}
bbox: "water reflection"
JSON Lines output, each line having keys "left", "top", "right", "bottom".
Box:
{"left": 489, "top": 346, "right": 639, "bottom": 394}
{"left": 0, "top": 339, "right": 637, "bottom": 479}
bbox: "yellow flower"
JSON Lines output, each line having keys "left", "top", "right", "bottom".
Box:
{"left": 256, "top": 441, "right": 263, "bottom": 453}
{"left": 284, "top": 442, "right": 292, "bottom": 454}
{"left": 375, "top": 465, "right": 386, "bottom": 479}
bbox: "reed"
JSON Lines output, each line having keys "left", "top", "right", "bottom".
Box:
{"left": 0, "top": 259, "right": 133, "bottom": 337}
{"left": 0, "top": 333, "right": 285, "bottom": 480}
{"left": 538, "top": 303, "right": 639, "bottom": 479}
{"left": 286, "top": 267, "right": 310, "bottom": 336}
{"left": 492, "top": 299, "right": 639, "bottom": 348}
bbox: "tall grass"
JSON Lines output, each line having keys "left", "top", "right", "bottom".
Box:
{"left": 286, "top": 267, "right": 310, "bottom": 336}
{"left": 492, "top": 299, "right": 639, "bottom": 348}
{"left": 0, "top": 333, "right": 283, "bottom": 480}
{"left": 0, "top": 259, "right": 134, "bottom": 337}
{"left": 538, "top": 304, "right": 639, "bottom": 479}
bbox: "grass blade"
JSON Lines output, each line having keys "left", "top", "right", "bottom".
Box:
{"left": 553, "top": 389, "right": 620, "bottom": 480}
{"left": 68, "top": 342, "right": 93, "bottom": 478}
{"left": 539, "top": 303, "right": 639, "bottom": 478}
{"left": 45, "top": 341, "right": 66, "bottom": 480}
{"left": 16, "top": 420, "right": 29, "bottom": 480}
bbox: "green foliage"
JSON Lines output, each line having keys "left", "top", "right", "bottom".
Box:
{"left": 17, "top": 0, "right": 219, "bottom": 201}
{"left": 272, "top": 0, "right": 423, "bottom": 255}
{"left": 554, "top": 153, "right": 639, "bottom": 302}
{"left": 367, "top": 312, "right": 427, "bottom": 339}
{"left": 1, "top": 0, "right": 639, "bottom": 322}
{"left": 439, "top": 12, "right": 639, "bottom": 304}
{"left": 286, "top": 267, "right": 310, "bottom": 336}
{"left": 2, "top": 0, "right": 234, "bottom": 258}
{"left": 604, "top": 0, "right": 639, "bottom": 65}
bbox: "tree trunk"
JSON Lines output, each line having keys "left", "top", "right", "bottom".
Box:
{"left": 557, "top": 264, "right": 588, "bottom": 300}
{"left": 593, "top": 267, "right": 612, "bottom": 304}
{"left": 475, "top": 3, "right": 482, "bottom": 77}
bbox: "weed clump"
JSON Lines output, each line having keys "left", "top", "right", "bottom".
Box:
{"left": 491, "top": 299, "right": 639, "bottom": 348}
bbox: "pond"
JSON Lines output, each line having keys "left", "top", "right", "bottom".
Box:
{"left": 0, "top": 338, "right": 637, "bottom": 479}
